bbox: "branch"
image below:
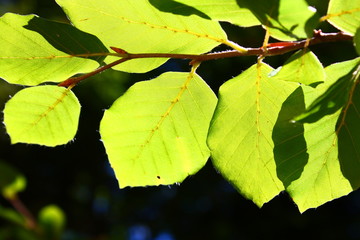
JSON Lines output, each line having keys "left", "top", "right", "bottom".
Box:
{"left": 59, "top": 31, "right": 353, "bottom": 87}
{"left": 6, "top": 195, "right": 37, "bottom": 230}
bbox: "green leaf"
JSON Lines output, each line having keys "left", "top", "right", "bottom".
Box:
{"left": 38, "top": 205, "right": 66, "bottom": 239}
{"left": 160, "top": 0, "right": 261, "bottom": 27}
{"left": 100, "top": 72, "right": 217, "bottom": 188}
{"left": 326, "top": 0, "right": 360, "bottom": 35}
{"left": 0, "top": 161, "right": 26, "bottom": 199}
{"left": 0, "top": 13, "right": 101, "bottom": 86}
{"left": 295, "top": 58, "right": 360, "bottom": 123}
{"left": 273, "top": 59, "right": 360, "bottom": 212}
{"left": 3, "top": 85, "right": 81, "bottom": 147}
{"left": 56, "top": 0, "right": 237, "bottom": 73}
{"left": 0, "top": 205, "right": 25, "bottom": 226}
{"left": 270, "top": 49, "right": 325, "bottom": 85}
{"left": 355, "top": 28, "right": 360, "bottom": 55}
{"left": 281, "top": 87, "right": 352, "bottom": 212}
{"left": 207, "top": 63, "right": 298, "bottom": 207}
{"left": 236, "top": 0, "right": 320, "bottom": 40}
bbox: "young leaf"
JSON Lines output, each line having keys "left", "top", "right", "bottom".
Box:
{"left": 56, "top": 0, "right": 237, "bottom": 73}
{"left": 270, "top": 49, "right": 325, "bottom": 85}
{"left": 0, "top": 13, "right": 101, "bottom": 86}
{"left": 3, "top": 86, "right": 81, "bottom": 147}
{"left": 162, "top": 0, "right": 261, "bottom": 27}
{"left": 326, "top": 0, "right": 360, "bottom": 35}
{"left": 100, "top": 72, "right": 217, "bottom": 188}
{"left": 295, "top": 58, "right": 360, "bottom": 123}
{"left": 236, "top": 0, "right": 320, "bottom": 40}
{"left": 207, "top": 63, "right": 298, "bottom": 207}
{"left": 38, "top": 205, "right": 66, "bottom": 239}
{"left": 0, "top": 161, "right": 26, "bottom": 199}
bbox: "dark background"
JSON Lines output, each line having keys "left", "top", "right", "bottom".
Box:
{"left": 0, "top": 0, "right": 359, "bottom": 239}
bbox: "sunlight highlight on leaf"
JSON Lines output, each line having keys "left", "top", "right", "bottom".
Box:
{"left": 100, "top": 71, "right": 217, "bottom": 188}
{"left": 0, "top": 13, "right": 101, "bottom": 86}
{"left": 169, "top": 0, "right": 260, "bottom": 27}
{"left": 207, "top": 63, "right": 298, "bottom": 207}
{"left": 3, "top": 86, "right": 81, "bottom": 147}
{"left": 236, "top": 0, "right": 320, "bottom": 40}
{"left": 325, "top": 0, "right": 360, "bottom": 35}
{"left": 270, "top": 49, "right": 325, "bottom": 85}
{"left": 295, "top": 58, "right": 360, "bottom": 123}
{"left": 56, "top": 0, "right": 237, "bottom": 73}
{"left": 274, "top": 58, "right": 360, "bottom": 212}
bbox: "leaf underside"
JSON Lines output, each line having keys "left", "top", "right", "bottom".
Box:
{"left": 0, "top": 13, "right": 101, "bottom": 86}
{"left": 3, "top": 85, "right": 81, "bottom": 147}
{"left": 326, "top": 0, "right": 360, "bottom": 35}
{"left": 208, "top": 63, "right": 299, "bottom": 207}
{"left": 56, "top": 0, "right": 231, "bottom": 73}
{"left": 100, "top": 72, "right": 217, "bottom": 188}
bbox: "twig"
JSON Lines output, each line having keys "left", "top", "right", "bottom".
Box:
{"left": 59, "top": 31, "right": 353, "bottom": 87}
{"left": 6, "top": 195, "right": 37, "bottom": 229}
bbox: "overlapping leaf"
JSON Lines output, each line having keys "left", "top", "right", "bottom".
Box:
{"left": 100, "top": 72, "right": 217, "bottom": 188}
{"left": 271, "top": 49, "right": 325, "bottom": 85}
{"left": 275, "top": 58, "right": 360, "bottom": 212}
{"left": 236, "top": 0, "right": 320, "bottom": 40}
{"left": 326, "top": 0, "right": 360, "bottom": 35}
{"left": 296, "top": 58, "right": 360, "bottom": 123}
{"left": 3, "top": 86, "right": 81, "bottom": 147}
{"left": 207, "top": 63, "right": 298, "bottom": 207}
{"left": 0, "top": 13, "right": 102, "bottom": 86}
{"left": 56, "top": 0, "right": 237, "bottom": 73}
{"left": 162, "top": 0, "right": 260, "bottom": 27}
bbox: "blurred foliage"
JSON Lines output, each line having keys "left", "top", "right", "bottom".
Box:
{"left": 0, "top": 0, "right": 360, "bottom": 240}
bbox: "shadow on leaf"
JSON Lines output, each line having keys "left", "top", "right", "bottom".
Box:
{"left": 296, "top": 65, "right": 359, "bottom": 123}
{"left": 272, "top": 87, "right": 308, "bottom": 188}
{"left": 24, "top": 16, "right": 108, "bottom": 63}
{"left": 149, "top": 0, "right": 210, "bottom": 19}
{"left": 337, "top": 69, "right": 360, "bottom": 189}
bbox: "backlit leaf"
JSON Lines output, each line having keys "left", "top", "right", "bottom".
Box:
{"left": 271, "top": 49, "right": 325, "bottom": 85}
{"left": 162, "top": 0, "right": 260, "bottom": 27}
{"left": 100, "top": 72, "right": 217, "bottom": 188}
{"left": 326, "top": 0, "right": 360, "bottom": 35}
{"left": 207, "top": 63, "right": 298, "bottom": 207}
{"left": 272, "top": 58, "right": 360, "bottom": 212}
{"left": 0, "top": 13, "right": 101, "bottom": 86}
{"left": 236, "top": 0, "right": 319, "bottom": 40}
{"left": 295, "top": 58, "right": 360, "bottom": 123}
{"left": 0, "top": 161, "right": 26, "bottom": 199}
{"left": 56, "top": 0, "right": 238, "bottom": 73}
{"left": 3, "top": 86, "right": 81, "bottom": 147}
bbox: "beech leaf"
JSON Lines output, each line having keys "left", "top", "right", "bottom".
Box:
{"left": 0, "top": 13, "right": 102, "bottom": 86}
{"left": 164, "top": 0, "right": 260, "bottom": 27}
{"left": 326, "top": 0, "right": 360, "bottom": 35}
{"left": 56, "top": 0, "right": 237, "bottom": 73}
{"left": 236, "top": 0, "right": 320, "bottom": 40}
{"left": 100, "top": 72, "right": 217, "bottom": 188}
{"left": 207, "top": 63, "right": 298, "bottom": 207}
{"left": 271, "top": 49, "right": 325, "bottom": 85}
{"left": 3, "top": 86, "right": 81, "bottom": 147}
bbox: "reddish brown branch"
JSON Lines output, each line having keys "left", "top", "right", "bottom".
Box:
{"left": 7, "top": 195, "right": 37, "bottom": 229}
{"left": 58, "top": 31, "right": 353, "bottom": 87}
